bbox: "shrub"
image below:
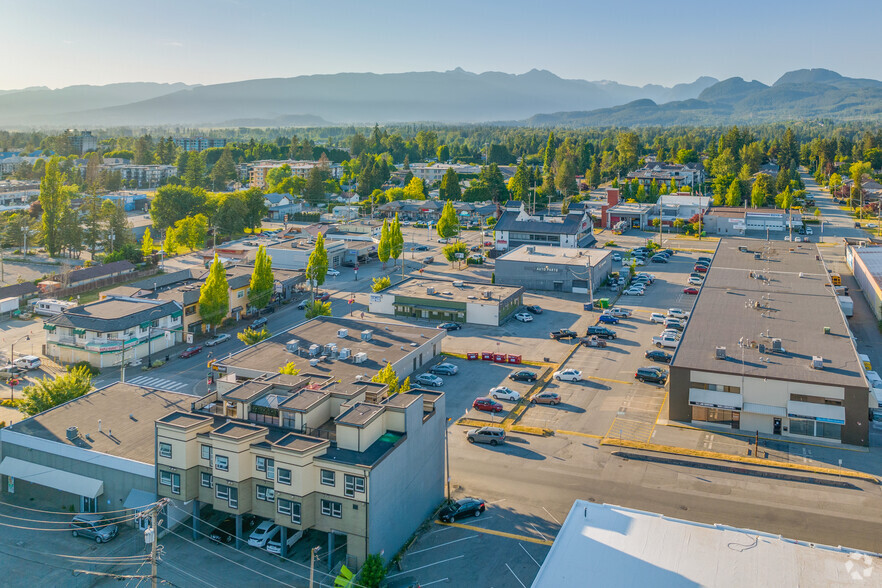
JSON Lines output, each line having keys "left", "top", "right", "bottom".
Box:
{"left": 371, "top": 276, "right": 391, "bottom": 292}
{"left": 604, "top": 241, "right": 617, "bottom": 247}
{"left": 66, "top": 361, "right": 100, "bottom": 376}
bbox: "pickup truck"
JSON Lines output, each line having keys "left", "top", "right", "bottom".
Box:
{"left": 550, "top": 329, "right": 579, "bottom": 340}
{"left": 652, "top": 335, "right": 680, "bottom": 349}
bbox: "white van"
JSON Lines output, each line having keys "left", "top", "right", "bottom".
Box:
{"left": 14, "top": 355, "right": 41, "bottom": 370}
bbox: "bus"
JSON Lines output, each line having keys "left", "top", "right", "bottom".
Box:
{"left": 830, "top": 273, "right": 841, "bottom": 286}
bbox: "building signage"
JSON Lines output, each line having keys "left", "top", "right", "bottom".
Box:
{"left": 689, "top": 400, "right": 741, "bottom": 411}
{"left": 369, "top": 294, "right": 383, "bottom": 303}
{"left": 496, "top": 239, "right": 507, "bottom": 244}
{"left": 787, "top": 412, "right": 845, "bottom": 425}
{"left": 534, "top": 266, "right": 559, "bottom": 273}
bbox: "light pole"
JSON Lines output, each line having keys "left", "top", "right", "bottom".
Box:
{"left": 444, "top": 417, "right": 452, "bottom": 502}
{"left": 21, "top": 226, "right": 27, "bottom": 256}
{"left": 9, "top": 333, "right": 30, "bottom": 366}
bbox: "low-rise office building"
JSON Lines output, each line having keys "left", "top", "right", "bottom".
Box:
{"left": 494, "top": 245, "right": 611, "bottom": 294}
{"left": 369, "top": 278, "right": 523, "bottom": 326}
{"left": 669, "top": 239, "right": 871, "bottom": 446}
{"left": 493, "top": 201, "right": 595, "bottom": 251}
{"left": 267, "top": 239, "right": 347, "bottom": 270}
{"left": 846, "top": 243, "right": 882, "bottom": 321}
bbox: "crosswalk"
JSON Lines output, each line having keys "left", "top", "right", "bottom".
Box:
{"left": 127, "top": 375, "right": 193, "bottom": 393}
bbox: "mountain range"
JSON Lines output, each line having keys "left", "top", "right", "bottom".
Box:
{"left": 0, "top": 68, "right": 880, "bottom": 128}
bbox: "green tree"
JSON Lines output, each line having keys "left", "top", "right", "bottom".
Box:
{"left": 303, "top": 167, "right": 326, "bottom": 204}
{"left": 442, "top": 241, "right": 468, "bottom": 263}
{"left": 59, "top": 206, "right": 84, "bottom": 258}
{"left": 399, "top": 376, "right": 411, "bottom": 393}
{"left": 81, "top": 194, "right": 103, "bottom": 257}
{"left": 304, "top": 300, "right": 332, "bottom": 319}
{"left": 39, "top": 158, "right": 68, "bottom": 257}
{"left": 198, "top": 254, "right": 230, "bottom": 332}
{"left": 589, "top": 158, "right": 601, "bottom": 188}
{"left": 776, "top": 187, "right": 794, "bottom": 210}
{"left": 19, "top": 366, "right": 92, "bottom": 416}
{"left": 150, "top": 185, "right": 208, "bottom": 231}
{"left": 163, "top": 226, "right": 179, "bottom": 256}
{"left": 359, "top": 553, "right": 387, "bottom": 588}
{"left": 249, "top": 245, "right": 274, "bottom": 310}
{"left": 508, "top": 161, "right": 530, "bottom": 200}
{"left": 850, "top": 161, "right": 873, "bottom": 212}
{"left": 403, "top": 176, "right": 426, "bottom": 200}
{"left": 711, "top": 148, "right": 737, "bottom": 178}
{"left": 439, "top": 167, "right": 461, "bottom": 201}
{"left": 237, "top": 327, "right": 270, "bottom": 345}
{"left": 725, "top": 179, "right": 742, "bottom": 207}
{"left": 279, "top": 362, "right": 301, "bottom": 376}
{"left": 389, "top": 214, "right": 403, "bottom": 266}
{"left": 305, "top": 232, "right": 329, "bottom": 294}
{"left": 371, "top": 363, "right": 400, "bottom": 394}
{"left": 371, "top": 276, "right": 391, "bottom": 292}
{"left": 101, "top": 199, "right": 132, "bottom": 252}
{"left": 436, "top": 200, "right": 460, "bottom": 240}
{"left": 140, "top": 227, "right": 154, "bottom": 260}
{"left": 211, "top": 192, "right": 248, "bottom": 237}
{"left": 210, "top": 147, "right": 237, "bottom": 190}
{"left": 543, "top": 132, "right": 556, "bottom": 175}
{"left": 175, "top": 213, "right": 208, "bottom": 251}
{"left": 436, "top": 145, "right": 450, "bottom": 162}
{"left": 377, "top": 219, "right": 391, "bottom": 267}
{"left": 555, "top": 157, "right": 578, "bottom": 196}
{"left": 184, "top": 151, "right": 206, "bottom": 188}
{"left": 751, "top": 174, "right": 772, "bottom": 208}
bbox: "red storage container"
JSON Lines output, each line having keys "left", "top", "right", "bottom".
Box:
{"left": 482, "top": 351, "right": 493, "bottom": 361}
{"left": 493, "top": 353, "right": 506, "bottom": 363}
{"left": 507, "top": 354, "right": 522, "bottom": 364}
{"left": 467, "top": 352, "right": 479, "bottom": 360}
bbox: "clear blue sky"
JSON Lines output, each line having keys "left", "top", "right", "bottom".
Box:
{"left": 6, "top": 0, "right": 882, "bottom": 89}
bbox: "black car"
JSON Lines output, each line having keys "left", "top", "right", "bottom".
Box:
{"left": 525, "top": 305, "right": 543, "bottom": 314}
{"left": 635, "top": 366, "right": 667, "bottom": 384}
{"left": 209, "top": 515, "right": 258, "bottom": 544}
{"left": 437, "top": 322, "right": 462, "bottom": 331}
{"left": 250, "top": 317, "right": 268, "bottom": 329}
{"left": 663, "top": 249, "right": 674, "bottom": 256}
{"left": 509, "top": 370, "right": 538, "bottom": 382}
{"left": 644, "top": 350, "right": 673, "bottom": 364}
{"left": 439, "top": 497, "right": 485, "bottom": 523}
{"left": 470, "top": 245, "right": 482, "bottom": 252}
{"left": 414, "top": 245, "right": 430, "bottom": 251}
{"left": 586, "top": 326, "right": 616, "bottom": 339}
{"left": 650, "top": 255, "right": 668, "bottom": 263}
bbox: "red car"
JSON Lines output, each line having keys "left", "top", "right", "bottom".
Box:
{"left": 693, "top": 265, "right": 708, "bottom": 273}
{"left": 684, "top": 287, "right": 699, "bottom": 295}
{"left": 472, "top": 397, "right": 503, "bottom": 413}
{"left": 484, "top": 241, "right": 493, "bottom": 247}
{"left": 179, "top": 346, "right": 203, "bottom": 358}
{"left": 315, "top": 292, "right": 331, "bottom": 302}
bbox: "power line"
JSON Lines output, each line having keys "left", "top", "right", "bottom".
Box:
{"left": 160, "top": 559, "right": 222, "bottom": 588}
{"left": 0, "top": 512, "right": 140, "bottom": 532}
{"left": 0, "top": 498, "right": 159, "bottom": 515}
{"left": 0, "top": 509, "right": 148, "bottom": 525}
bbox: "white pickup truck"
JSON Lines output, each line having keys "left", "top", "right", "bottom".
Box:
{"left": 653, "top": 334, "right": 680, "bottom": 349}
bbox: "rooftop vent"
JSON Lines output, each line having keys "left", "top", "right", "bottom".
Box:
{"left": 482, "top": 291, "right": 493, "bottom": 300}
{"left": 337, "top": 328, "right": 348, "bottom": 338}
{"left": 811, "top": 356, "right": 824, "bottom": 370}
{"left": 66, "top": 426, "right": 79, "bottom": 441}
{"left": 771, "top": 338, "right": 783, "bottom": 352}
{"left": 361, "top": 330, "right": 373, "bottom": 341}
{"left": 452, "top": 281, "right": 464, "bottom": 287}
{"left": 715, "top": 346, "right": 726, "bottom": 360}
{"left": 426, "top": 286, "right": 436, "bottom": 295}
{"left": 526, "top": 246, "right": 536, "bottom": 254}
{"left": 285, "top": 339, "right": 300, "bottom": 353}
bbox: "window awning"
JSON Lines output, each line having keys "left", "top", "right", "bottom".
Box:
{"left": 123, "top": 488, "right": 156, "bottom": 510}
{"left": 0, "top": 457, "right": 103, "bottom": 498}
{"left": 787, "top": 400, "right": 846, "bottom": 425}
{"left": 688, "top": 388, "right": 743, "bottom": 411}
{"left": 742, "top": 402, "right": 786, "bottom": 418}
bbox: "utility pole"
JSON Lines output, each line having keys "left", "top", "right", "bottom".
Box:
{"left": 140, "top": 498, "right": 168, "bottom": 588}
{"left": 309, "top": 546, "right": 321, "bottom": 588}
{"left": 150, "top": 508, "right": 159, "bottom": 588}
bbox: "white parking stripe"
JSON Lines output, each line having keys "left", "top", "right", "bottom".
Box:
{"left": 408, "top": 535, "right": 476, "bottom": 555}
{"left": 129, "top": 376, "right": 190, "bottom": 392}
{"left": 520, "top": 543, "right": 541, "bottom": 567}
{"left": 387, "top": 555, "right": 464, "bottom": 578}
{"left": 506, "top": 563, "right": 527, "bottom": 588}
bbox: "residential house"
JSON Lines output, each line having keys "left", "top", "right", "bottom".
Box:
{"left": 492, "top": 201, "right": 595, "bottom": 251}
{"left": 626, "top": 162, "right": 705, "bottom": 188}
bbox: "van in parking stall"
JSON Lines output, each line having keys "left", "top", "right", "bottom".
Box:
{"left": 14, "top": 355, "right": 41, "bottom": 370}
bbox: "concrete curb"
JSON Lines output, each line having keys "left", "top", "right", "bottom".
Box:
{"left": 664, "top": 421, "right": 870, "bottom": 453}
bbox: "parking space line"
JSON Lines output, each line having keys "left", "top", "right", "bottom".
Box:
{"left": 506, "top": 563, "right": 528, "bottom": 588}
{"left": 408, "top": 535, "right": 477, "bottom": 555}
{"left": 529, "top": 522, "right": 548, "bottom": 541}
{"left": 436, "top": 521, "right": 554, "bottom": 546}
{"left": 520, "top": 543, "right": 541, "bottom": 567}
{"left": 542, "top": 506, "right": 562, "bottom": 526}
{"left": 420, "top": 579, "right": 449, "bottom": 587}
{"left": 387, "top": 555, "right": 465, "bottom": 578}
{"left": 555, "top": 429, "right": 603, "bottom": 439}
{"left": 589, "top": 376, "right": 633, "bottom": 385}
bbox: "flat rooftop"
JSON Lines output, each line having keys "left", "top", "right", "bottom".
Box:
{"left": 336, "top": 402, "right": 384, "bottom": 427}
{"left": 218, "top": 316, "right": 444, "bottom": 381}
{"left": 385, "top": 278, "right": 523, "bottom": 305}
{"left": 496, "top": 244, "right": 610, "bottom": 266}
{"left": 672, "top": 239, "right": 867, "bottom": 388}
{"left": 8, "top": 383, "right": 193, "bottom": 464}
{"left": 533, "top": 500, "right": 879, "bottom": 588}
{"left": 850, "top": 245, "right": 882, "bottom": 280}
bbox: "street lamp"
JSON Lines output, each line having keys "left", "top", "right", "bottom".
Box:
{"left": 21, "top": 226, "right": 27, "bottom": 256}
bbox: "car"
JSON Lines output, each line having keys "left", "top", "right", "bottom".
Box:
{"left": 509, "top": 370, "right": 538, "bottom": 382}
{"left": 179, "top": 346, "right": 203, "bottom": 358}
{"left": 794, "top": 236, "right": 803, "bottom": 242}
{"left": 553, "top": 369, "right": 582, "bottom": 382}
{"left": 684, "top": 287, "right": 699, "bottom": 295}
{"left": 689, "top": 272, "right": 704, "bottom": 281}
{"left": 414, "top": 244, "right": 430, "bottom": 251}
{"left": 645, "top": 349, "right": 673, "bottom": 363}
{"left": 623, "top": 287, "right": 645, "bottom": 296}
{"left": 296, "top": 299, "right": 309, "bottom": 309}
{"left": 855, "top": 222, "right": 862, "bottom": 228}
{"left": 550, "top": 329, "right": 579, "bottom": 340}
{"left": 415, "top": 373, "right": 444, "bottom": 387}
{"left": 660, "top": 329, "right": 682, "bottom": 339}
{"left": 70, "top": 514, "right": 118, "bottom": 544}
{"left": 13, "top": 356, "right": 40, "bottom": 370}
{"left": 653, "top": 334, "right": 680, "bottom": 349}
{"left": 868, "top": 224, "right": 878, "bottom": 229}
{"left": 205, "top": 333, "right": 231, "bottom": 347}
{"left": 665, "top": 321, "right": 685, "bottom": 332}
{"left": 437, "top": 322, "right": 461, "bottom": 331}
{"left": 693, "top": 265, "right": 708, "bottom": 273}
{"left": 667, "top": 308, "right": 689, "bottom": 320}
{"left": 472, "top": 397, "right": 503, "bottom": 413}
{"left": 631, "top": 258, "right": 646, "bottom": 266}
{"left": 697, "top": 257, "right": 712, "bottom": 263}
{"left": 489, "top": 386, "right": 521, "bottom": 401}
{"left": 315, "top": 292, "right": 331, "bottom": 302}
{"left": 611, "top": 253, "right": 622, "bottom": 262}
{"left": 467, "top": 426, "right": 506, "bottom": 446}
{"left": 587, "top": 326, "right": 616, "bottom": 339}
{"left": 525, "top": 305, "right": 543, "bottom": 314}
{"left": 250, "top": 317, "right": 268, "bottom": 329}
{"left": 662, "top": 249, "right": 674, "bottom": 256}
{"left": 0, "top": 364, "right": 22, "bottom": 378}
{"left": 439, "top": 497, "right": 485, "bottom": 523}
{"left": 650, "top": 313, "right": 666, "bottom": 324}
{"left": 437, "top": 238, "right": 449, "bottom": 244}
{"left": 484, "top": 241, "right": 493, "bottom": 247}
{"left": 635, "top": 366, "right": 668, "bottom": 384}
{"left": 597, "top": 314, "right": 619, "bottom": 324}
{"left": 429, "top": 362, "right": 458, "bottom": 376}
{"left": 265, "top": 527, "right": 304, "bottom": 554}
{"left": 470, "top": 245, "right": 482, "bottom": 252}
{"left": 604, "top": 307, "right": 631, "bottom": 318}
{"left": 210, "top": 517, "right": 240, "bottom": 544}
{"left": 326, "top": 268, "right": 340, "bottom": 276}
{"left": 531, "top": 391, "right": 561, "bottom": 405}
{"left": 687, "top": 276, "right": 703, "bottom": 286}
{"left": 650, "top": 255, "right": 668, "bottom": 263}
{"left": 514, "top": 312, "right": 533, "bottom": 322}
{"left": 248, "top": 521, "right": 279, "bottom": 548}
{"left": 580, "top": 335, "right": 607, "bottom": 348}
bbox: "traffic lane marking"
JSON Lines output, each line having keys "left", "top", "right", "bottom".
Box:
{"left": 435, "top": 520, "right": 554, "bottom": 546}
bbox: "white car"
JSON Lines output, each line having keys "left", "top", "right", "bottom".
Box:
{"left": 653, "top": 334, "right": 680, "bottom": 349}
{"left": 805, "top": 227, "right": 813, "bottom": 235}
{"left": 267, "top": 529, "right": 303, "bottom": 554}
{"left": 650, "top": 313, "right": 666, "bottom": 324}
{"left": 868, "top": 223, "right": 878, "bottom": 229}
{"left": 623, "top": 287, "right": 645, "bottom": 296}
{"left": 553, "top": 369, "right": 583, "bottom": 382}
{"left": 248, "top": 521, "right": 279, "bottom": 548}
{"left": 490, "top": 387, "right": 521, "bottom": 401}
{"left": 416, "top": 373, "right": 444, "bottom": 387}
{"left": 438, "top": 238, "right": 449, "bottom": 244}
{"left": 611, "top": 253, "right": 622, "bottom": 262}
{"left": 630, "top": 258, "right": 646, "bottom": 266}
{"left": 605, "top": 308, "right": 631, "bottom": 318}
{"left": 667, "top": 308, "right": 689, "bottom": 320}
{"left": 327, "top": 268, "right": 340, "bottom": 276}
{"left": 660, "top": 329, "right": 681, "bottom": 339}
{"left": 687, "top": 276, "right": 702, "bottom": 286}
{"left": 205, "top": 333, "right": 231, "bottom": 347}
{"left": 784, "top": 235, "right": 792, "bottom": 241}
{"left": 514, "top": 312, "right": 533, "bottom": 322}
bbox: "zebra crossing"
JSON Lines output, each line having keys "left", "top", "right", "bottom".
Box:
{"left": 127, "top": 375, "right": 193, "bottom": 393}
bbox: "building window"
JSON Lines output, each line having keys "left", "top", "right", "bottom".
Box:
{"left": 159, "top": 442, "right": 172, "bottom": 458}
{"left": 278, "top": 498, "right": 292, "bottom": 515}
{"left": 201, "top": 444, "right": 212, "bottom": 461}
{"left": 185, "top": 305, "right": 197, "bottom": 316}
{"left": 691, "top": 406, "right": 740, "bottom": 428}
{"left": 344, "top": 475, "right": 365, "bottom": 498}
{"left": 256, "top": 485, "right": 275, "bottom": 502}
{"left": 257, "top": 457, "right": 275, "bottom": 480}
{"left": 790, "top": 418, "right": 842, "bottom": 441}
{"left": 201, "top": 472, "right": 213, "bottom": 488}
{"left": 278, "top": 468, "right": 291, "bottom": 485}
{"left": 216, "top": 484, "right": 229, "bottom": 500}
{"left": 237, "top": 290, "right": 244, "bottom": 298}
{"left": 321, "top": 470, "right": 335, "bottom": 486}
{"left": 216, "top": 484, "right": 238, "bottom": 509}
{"left": 691, "top": 382, "right": 740, "bottom": 394}
{"left": 321, "top": 499, "right": 342, "bottom": 519}
{"left": 215, "top": 455, "right": 229, "bottom": 471}
{"left": 160, "top": 471, "right": 180, "bottom": 495}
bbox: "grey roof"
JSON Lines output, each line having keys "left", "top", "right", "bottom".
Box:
{"left": 0, "top": 282, "right": 38, "bottom": 299}
{"left": 130, "top": 268, "right": 200, "bottom": 290}
{"left": 67, "top": 261, "right": 135, "bottom": 284}
{"left": 264, "top": 193, "right": 290, "bottom": 205}
{"left": 494, "top": 210, "right": 590, "bottom": 236}
{"left": 316, "top": 432, "right": 403, "bottom": 468}
{"left": 46, "top": 298, "right": 181, "bottom": 332}
{"left": 335, "top": 402, "right": 384, "bottom": 427}
{"left": 671, "top": 238, "right": 867, "bottom": 388}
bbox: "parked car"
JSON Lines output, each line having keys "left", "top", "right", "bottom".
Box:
{"left": 509, "top": 370, "right": 538, "bottom": 382}
{"left": 0, "top": 364, "right": 22, "bottom": 378}
{"left": 550, "top": 329, "right": 579, "bottom": 340}
{"left": 664, "top": 321, "right": 685, "bottom": 332}
{"left": 315, "top": 292, "right": 331, "bottom": 302}
{"left": 470, "top": 245, "right": 482, "bottom": 252}
{"left": 687, "top": 276, "right": 703, "bottom": 286}
{"left": 697, "top": 257, "right": 712, "bottom": 263}
{"left": 531, "top": 391, "right": 561, "bottom": 405}
{"left": 247, "top": 521, "right": 279, "bottom": 548}
{"left": 429, "top": 363, "right": 458, "bottom": 376}
{"left": 667, "top": 308, "right": 689, "bottom": 320}
{"left": 266, "top": 528, "right": 304, "bottom": 554}
{"left": 649, "top": 313, "right": 666, "bottom": 324}
{"left": 597, "top": 314, "right": 619, "bottom": 325}
{"left": 514, "top": 312, "right": 533, "bottom": 322}
{"left": 587, "top": 326, "right": 617, "bottom": 339}
{"left": 210, "top": 517, "right": 240, "bottom": 544}
{"left": 611, "top": 253, "right": 622, "bottom": 262}
{"left": 415, "top": 373, "right": 444, "bottom": 387}
{"left": 553, "top": 369, "right": 582, "bottom": 382}
{"left": 13, "top": 356, "right": 40, "bottom": 370}
{"left": 689, "top": 272, "right": 703, "bottom": 281}
{"left": 645, "top": 349, "right": 673, "bottom": 363}
{"left": 439, "top": 497, "right": 485, "bottom": 522}
{"left": 326, "top": 268, "right": 340, "bottom": 276}
{"left": 414, "top": 244, "right": 430, "bottom": 251}
{"left": 437, "top": 238, "right": 449, "bottom": 244}
{"left": 604, "top": 307, "right": 631, "bottom": 318}
{"left": 489, "top": 386, "right": 521, "bottom": 401}
{"left": 205, "top": 333, "right": 231, "bottom": 347}
{"left": 693, "top": 265, "right": 708, "bottom": 273}
{"left": 525, "top": 305, "right": 543, "bottom": 314}
{"left": 472, "top": 397, "right": 503, "bottom": 413}
{"left": 635, "top": 366, "right": 668, "bottom": 384}
{"left": 623, "top": 287, "right": 645, "bottom": 296}
{"left": 250, "top": 317, "right": 268, "bottom": 329}
{"left": 467, "top": 426, "right": 506, "bottom": 446}
{"left": 580, "top": 335, "right": 607, "bottom": 348}
{"left": 297, "top": 299, "right": 309, "bottom": 309}
{"left": 683, "top": 287, "right": 700, "bottom": 295}
{"left": 70, "top": 514, "right": 118, "bottom": 544}
{"left": 660, "top": 329, "right": 682, "bottom": 339}
{"left": 179, "top": 346, "right": 203, "bottom": 358}
{"left": 652, "top": 334, "right": 680, "bottom": 349}
{"left": 650, "top": 255, "right": 668, "bottom": 263}
{"left": 437, "top": 322, "right": 462, "bottom": 331}
{"left": 637, "top": 272, "right": 656, "bottom": 281}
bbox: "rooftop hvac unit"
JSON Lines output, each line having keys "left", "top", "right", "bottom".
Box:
{"left": 426, "top": 286, "right": 436, "bottom": 295}
{"left": 361, "top": 330, "right": 373, "bottom": 341}
{"left": 715, "top": 346, "right": 727, "bottom": 360}
{"left": 355, "top": 374, "right": 365, "bottom": 382}
{"left": 452, "top": 281, "right": 464, "bottom": 287}
{"left": 811, "top": 356, "right": 824, "bottom": 370}
{"left": 526, "top": 246, "right": 535, "bottom": 254}
{"left": 309, "top": 358, "right": 320, "bottom": 367}
{"left": 482, "top": 291, "right": 492, "bottom": 299}
{"left": 324, "top": 343, "right": 338, "bottom": 355}
{"left": 339, "top": 347, "right": 351, "bottom": 360}
{"left": 66, "top": 426, "right": 79, "bottom": 441}
{"left": 354, "top": 352, "right": 368, "bottom": 364}
{"left": 337, "top": 328, "right": 348, "bottom": 338}
{"left": 771, "top": 338, "right": 783, "bottom": 352}
{"left": 308, "top": 344, "right": 321, "bottom": 357}
{"left": 285, "top": 339, "right": 300, "bottom": 353}
{"left": 758, "top": 343, "right": 766, "bottom": 354}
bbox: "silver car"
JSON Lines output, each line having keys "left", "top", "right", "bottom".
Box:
{"left": 466, "top": 427, "right": 506, "bottom": 446}
{"left": 70, "top": 514, "right": 118, "bottom": 543}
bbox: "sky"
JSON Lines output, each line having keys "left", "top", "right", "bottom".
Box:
{"left": 5, "top": 0, "right": 882, "bottom": 90}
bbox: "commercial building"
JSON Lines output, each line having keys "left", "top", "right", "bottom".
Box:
{"left": 0, "top": 383, "right": 193, "bottom": 529}
{"left": 846, "top": 244, "right": 882, "bottom": 321}
{"left": 267, "top": 239, "right": 347, "bottom": 271}
{"left": 533, "top": 500, "right": 878, "bottom": 588}
{"left": 99, "top": 163, "right": 178, "bottom": 188}
{"left": 494, "top": 245, "right": 611, "bottom": 294}
{"left": 172, "top": 137, "right": 229, "bottom": 152}
{"left": 493, "top": 201, "right": 595, "bottom": 251}
{"left": 655, "top": 194, "right": 711, "bottom": 226}
{"left": 669, "top": 239, "right": 871, "bottom": 446}
{"left": 625, "top": 161, "right": 706, "bottom": 188}
{"left": 605, "top": 202, "right": 654, "bottom": 230}
{"left": 369, "top": 278, "right": 524, "bottom": 326}
{"left": 44, "top": 296, "right": 183, "bottom": 367}
{"left": 408, "top": 163, "right": 481, "bottom": 183}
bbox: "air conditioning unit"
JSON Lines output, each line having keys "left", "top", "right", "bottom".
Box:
{"left": 324, "top": 343, "right": 338, "bottom": 355}
{"left": 811, "top": 356, "right": 824, "bottom": 370}
{"left": 339, "top": 348, "right": 351, "bottom": 360}
{"left": 758, "top": 343, "right": 766, "bottom": 354}
{"left": 452, "top": 281, "right": 464, "bottom": 287}
{"left": 308, "top": 344, "right": 321, "bottom": 357}
{"left": 361, "top": 330, "right": 373, "bottom": 341}
{"left": 285, "top": 339, "right": 300, "bottom": 353}
{"left": 771, "top": 338, "right": 783, "bottom": 352}
{"left": 337, "top": 329, "right": 348, "bottom": 338}
{"left": 309, "top": 358, "right": 320, "bottom": 367}
{"left": 715, "top": 346, "right": 726, "bottom": 359}
{"left": 355, "top": 374, "right": 364, "bottom": 382}
{"left": 354, "top": 352, "right": 368, "bottom": 364}
{"left": 426, "top": 286, "right": 436, "bottom": 295}
{"left": 66, "top": 426, "right": 79, "bottom": 441}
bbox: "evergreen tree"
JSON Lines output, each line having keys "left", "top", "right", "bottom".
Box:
{"left": 303, "top": 167, "right": 326, "bottom": 204}
{"left": 377, "top": 219, "right": 391, "bottom": 267}
{"left": 439, "top": 167, "right": 461, "bottom": 200}
{"left": 59, "top": 206, "right": 83, "bottom": 258}
{"left": 509, "top": 161, "right": 530, "bottom": 200}
{"left": 305, "top": 232, "right": 329, "bottom": 294}
{"left": 589, "top": 158, "right": 601, "bottom": 188}
{"left": 543, "top": 132, "right": 556, "bottom": 175}
{"left": 198, "top": 254, "right": 230, "bottom": 332}
{"left": 389, "top": 213, "right": 404, "bottom": 266}
{"left": 81, "top": 194, "right": 103, "bottom": 257}
{"left": 751, "top": 174, "right": 772, "bottom": 208}
{"left": 210, "top": 148, "right": 237, "bottom": 190}
{"left": 163, "top": 227, "right": 179, "bottom": 256}
{"left": 185, "top": 152, "right": 206, "bottom": 188}
{"left": 249, "top": 245, "right": 274, "bottom": 310}
{"left": 39, "top": 158, "right": 67, "bottom": 257}
{"left": 725, "top": 179, "right": 742, "bottom": 207}
{"left": 436, "top": 200, "right": 460, "bottom": 240}
{"left": 140, "top": 227, "right": 154, "bottom": 260}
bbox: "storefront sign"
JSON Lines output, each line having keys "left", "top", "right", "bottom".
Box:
{"left": 787, "top": 412, "right": 845, "bottom": 425}
{"left": 534, "top": 266, "right": 559, "bottom": 272}
{"left": 689, "top": 400, "right": 740, "bottom": 411}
